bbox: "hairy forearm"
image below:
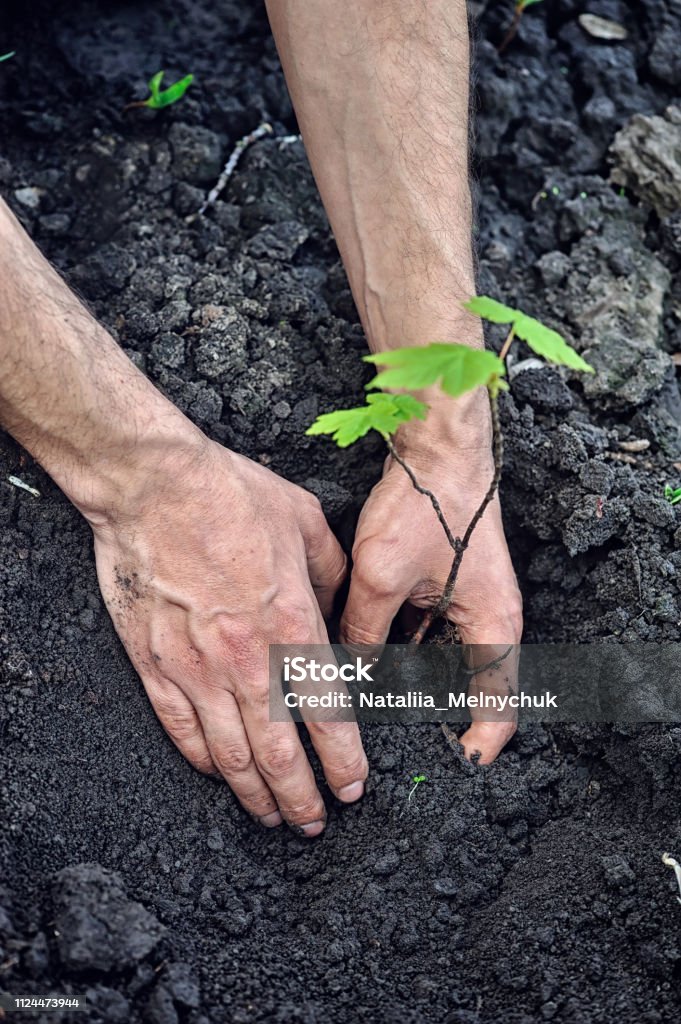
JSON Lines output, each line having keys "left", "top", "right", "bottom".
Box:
{"left": 0, "top": 198, "right": 205, "bottom": 524}
{"left": 267, "top": 0, "right": 478, "bottom": 355}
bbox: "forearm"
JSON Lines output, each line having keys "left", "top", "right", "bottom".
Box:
{"left": 0, "top": 198, "right": 205, "bottom": 525}
{"left": 267, "top": 0, "right": 478, "bottom": 354}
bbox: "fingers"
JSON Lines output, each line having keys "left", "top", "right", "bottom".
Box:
{"left": 199, "top": 690, "right": 283, "bottom": 827}
{"left": 238, "top": 698, "right": 328, "bottom": 836}
{"left": 144, "top": 678, "right": 218, "bottom": 776}
{"left": 450, "top": 591, "right": 523, "bottom": 765}
{"left": 306, "top": 718, "right": 368, "bottom": 803}
{"left": 298, "top": 496, "right": 348, "bottom": 618}
{"left": 340, "top": 558, "right": 406, "bottom": 649}
{"left": 458, "top": 720, "right": 518, "bottom": 766}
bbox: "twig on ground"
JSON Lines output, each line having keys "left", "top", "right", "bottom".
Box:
{"left": 188, "top": 122, "right": 273, "bottom": 222}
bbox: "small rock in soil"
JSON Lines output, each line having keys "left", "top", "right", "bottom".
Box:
{"left": 610, "top": 106, "right": 681, "bottom": 217}
{"left": 52, "top": 863, "right": 164, "bottom": 973}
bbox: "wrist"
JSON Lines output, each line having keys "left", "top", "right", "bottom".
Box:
{"left": 54, "top": 399, "right": 211, "bottom": 531}
{"left": 392, "top": 389, "right": 493, "bottom": 470}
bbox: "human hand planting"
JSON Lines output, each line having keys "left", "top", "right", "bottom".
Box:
{"left": 340, "top": 396, "right": 523, "bottom": 764}
{"left": 89, "top": 440, "right": 368, "bottom": 835}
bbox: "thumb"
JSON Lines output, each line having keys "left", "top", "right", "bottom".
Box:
{"left": 299, "top": 502, "right": 348, "bottom": 619}
{"left": 340, "top": 562, "right": 405, "bottom": 653}
{"left": 454, "top": 619, "right": 522, "bottom": 764}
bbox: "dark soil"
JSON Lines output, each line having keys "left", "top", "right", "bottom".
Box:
{"left": 2, "top": 1, "right": 681, "bottom": 1021}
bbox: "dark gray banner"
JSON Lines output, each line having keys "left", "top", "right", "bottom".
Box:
{"left": 268, "top": 643, "right": 681, "bottom": 723}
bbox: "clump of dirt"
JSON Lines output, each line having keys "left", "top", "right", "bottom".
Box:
{"left": 2, "top": 1, "right": 681, "bottom": 1021}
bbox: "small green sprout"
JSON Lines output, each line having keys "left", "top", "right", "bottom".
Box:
{"left": 125, "top": 70, "right": 194, "bottom": 112}
{"left": 664, "top": 485, "right": 681, "bottom": 506}
{"left": 307, "top": 296, "right": 591, "bottom": 645}
{"left": 408, "top": 773, "right": 428, "bottom": 801}
{"left": 498, "top": 0, "right": 545, "bottom": 54}
{"left": 0, "top": 51, "right": 15, "bottom": 63}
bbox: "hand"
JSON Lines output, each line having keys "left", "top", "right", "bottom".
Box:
{"left": 340, "top": 398, "right": 523, "bottom": 763}
{"left": 88, "top": 438, "right": 368, "bottom": 836}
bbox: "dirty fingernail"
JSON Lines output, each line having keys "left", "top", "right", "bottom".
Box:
{"left": 259, "top": 810, "right": 283, "bottom": 828}
{"left": 294, "top": 819, "right": 326, "bottom": 838}
{"left": 336, "top": 780, "right": 364, "bottom": 803}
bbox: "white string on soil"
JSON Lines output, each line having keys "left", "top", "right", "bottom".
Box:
{"left": 662, "top": 852, "right": 681, "bottom": 904}
{"left": 187, "top": 123, "right": 303, "bottom": 224}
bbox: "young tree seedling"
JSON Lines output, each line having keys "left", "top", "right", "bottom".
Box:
{"left": 307, "top": 296, "right": 593, "bottom": 645}
{"left": 498, "top": 0, "right": 545, "bottom": 55}
{"left": 662, "top": 852, "right": 681, "bottom": 904}
{"left": 408, "top": 773, "right": 428, "bottom": 801}
{"left": 664, "top": 485, "right": 681, "bottom": 506}
{"left": 124, "top": 70, "right": 194, "bottom": 112}
{"left": 0, "top": 51, "right": 15, "bottom": 63}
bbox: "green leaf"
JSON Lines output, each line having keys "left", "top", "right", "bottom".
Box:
{"left": 513, "top": 315, "right": 594, "bottom": 372}
{"left": 144, "top": 71, "right": 194, "bottom": 109}
{"left": 0, "top": 51, "right": 15, "bottom": 63}
{"left": 665, "top": 485, "right": 681, "bottom": 506}
{"left": 464, "top": 295, "right": 594, "bottom": 373}
{"left": 147, "top": 70, "right": 165, "bottom": 103}
{"left": 306, "top": 392, "right": 427, "bottom": 448}
{"left": 520, "top": 0, "right": 544, "bottom": 8}
{"left": 364, "top": 344, "right": 505, "bottom": 398}
{"left": 463, "top": 296, "right": 518, "bottom": 324}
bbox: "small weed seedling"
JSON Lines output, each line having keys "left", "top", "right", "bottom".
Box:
{"left": 125, "top": 70, "right": 194, "bottom": 112}
{"left": 662, "top": 853, "right": 681, "bottom": 904}
{"left": 307, "top": 296, "right": 593, "bottom": 645}
{"left": 498, "top": 0, "right": 545, "bottom": 54}
{"left": 408, "top": 773, "right": 428, "bottom": 801}
{"left": 664, "top": 485, "right": 681, "bottom": 506}
{"left": 0, "top": 51, "right": 15, "bottom": 63}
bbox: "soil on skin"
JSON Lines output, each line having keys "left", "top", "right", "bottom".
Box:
{"left": 2, "top": 1, "right": 681, "bottom": 1021}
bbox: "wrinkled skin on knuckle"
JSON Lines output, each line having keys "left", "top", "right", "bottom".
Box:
{"left": 151, "top": 691, "right": 198, "bottom": 738}
{"left": 257, "top": 740, "right": 300, "bottom": 781}
{"left": 311, "top": 722, "right": 368, "bottom": 776}
{"left": 211, "top": 742, "right": 254, "bottom": 777}
{"left": 349, "top": 552, "right": 398, "bottom": 603}
{"left": 272, "top": 599, "right": 319, "bottom": 646}
{"left": 281, "top": 795, "right": 325, "bottom": 824}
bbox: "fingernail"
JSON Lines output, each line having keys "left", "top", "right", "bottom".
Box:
{"left": 291, "top": 819, "right": 326, "bottom": 838}
{"left": 336, "top": 780, "right": 365, "bottom": 803}
{"left": 258, "top": 810, "right": 283, "bottom": 828}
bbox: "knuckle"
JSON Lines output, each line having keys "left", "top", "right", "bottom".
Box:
{"left": 274, "top": 603, "right": 317, "bottom": 645}
{"left": 351, "top": 562, "right": 395, "bottom": 602}
{"left": 258, "top": 741, "right": 300, "bottom": 780}
{"left": 324, "top": 749, "right": 368, "bottom": 782}
{"left": 155, "top": 702, "right": 201, "bottom": 743}
{"left": 284, "top": 796, "right": 325, "bottom": 822}
{"left": 222, "top": 620, "right": 262, "bottom": 669}
{"left": 211, "top": 742, "right": 254, "bottom": 776}
{"left": 341, "top": 619, "right": 382, "bottom": 647}
{"left": 191, "top": 752, "right": 218, "bottom": 776}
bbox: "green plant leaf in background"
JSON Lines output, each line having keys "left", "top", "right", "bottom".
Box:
{"left": 144, "top": 70, "right": 194, "bottom": 109}
{"left": 306, "top": 392, "right": 427, "bottom": 448}
{"left": 664, "top": 485, "right": 681, "bottom": 506}
{"left": 464, "top": 296, "right": 594, "bottom": 373}
{"left": 519, "top": 0, "right": 545, "bottom": 9}
{"left": 365, "top": 343, "right": 506, "bottom": 398}
{"left": 0, "top": 51, "right": 15, "bottom": 63}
